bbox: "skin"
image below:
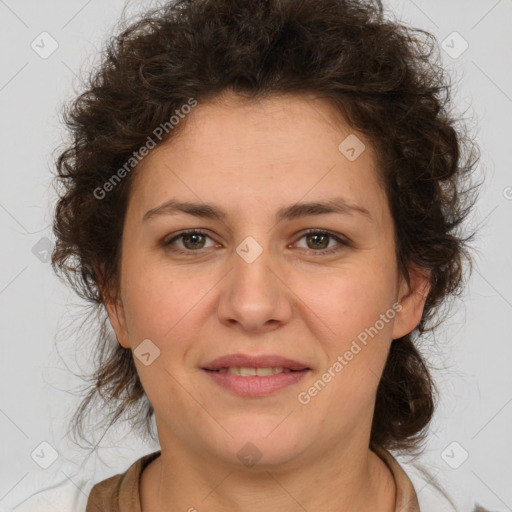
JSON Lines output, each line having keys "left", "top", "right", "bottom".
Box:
{"left": 104, "top": 90, "right": 430, "bottom": 511}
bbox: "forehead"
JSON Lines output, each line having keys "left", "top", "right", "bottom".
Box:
{"left": 127, "top": 92, "right": 388, "bottom": 225}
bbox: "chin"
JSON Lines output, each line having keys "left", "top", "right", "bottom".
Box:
{"left": 209, "top": 420, "right": 308, "bottom": 468}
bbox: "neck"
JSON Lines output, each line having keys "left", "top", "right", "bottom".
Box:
{"left": 140, "top": 438, "right": 396, "bottom": 512}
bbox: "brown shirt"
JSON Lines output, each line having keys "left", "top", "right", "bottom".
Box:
{"left": 85, "top": 447, "right": 421, "bottom": 512}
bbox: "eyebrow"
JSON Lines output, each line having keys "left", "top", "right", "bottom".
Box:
{"left": 142, "top": 197, "right": 373, "bottom": 223}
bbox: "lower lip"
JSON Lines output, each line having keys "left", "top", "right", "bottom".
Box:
{"left": 202, "top": 369, "right": 310, "bottom": 397}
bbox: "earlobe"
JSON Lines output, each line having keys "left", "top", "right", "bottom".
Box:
{"left": 95, "top": 264, "right": 131, "bottom": 349}
{"left": 104, "top": 298, "right": 131, "bottom": 349}
{"left": 391, "top": 267, "right": 431, "bottom": 340}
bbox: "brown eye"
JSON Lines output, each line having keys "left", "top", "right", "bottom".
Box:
{"left": 294, "top": 229, "right": 349, "bottom": 255}
{"left": 306, "top": 232, "right": 329, "bottom": 250}
{"left": 163, "top": 228, "right": 349, "bottom": 256}
{"left": 164, "top": 229, "right": 215, "bottom": 253}
{"left": 180, "top": 232, "right": 207, "bottom": 250}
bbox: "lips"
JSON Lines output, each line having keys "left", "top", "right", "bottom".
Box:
{"left": 202, "top": 353, "right": 310, "bottom": 371}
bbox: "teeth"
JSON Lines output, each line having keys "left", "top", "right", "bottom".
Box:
{"left": 216, "top": 367, "right": 293, "bottom": 376}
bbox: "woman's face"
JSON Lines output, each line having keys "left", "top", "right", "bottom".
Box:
{"left": 106, "top": 91, "right": 429, "bottom": 468}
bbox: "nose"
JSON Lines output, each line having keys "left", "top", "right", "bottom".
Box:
{"left": 216, "top": 240, "right": 293, "bottom": 334}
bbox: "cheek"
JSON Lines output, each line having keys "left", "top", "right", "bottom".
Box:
{"left": 119, "top": 262, "right": 206, "bottom": 408}
{"left": 296, "top": 258, "right": 398, "bottom": 372}
{"left": 295, "top": 271, "right": 397, "bottom": 417}
{"left": 120, "top": 256, "right": 198, "bottom": 342}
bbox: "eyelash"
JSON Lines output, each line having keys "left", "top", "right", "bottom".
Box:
{"left": 163, "top": 228, "right": 349, "bottom": 256}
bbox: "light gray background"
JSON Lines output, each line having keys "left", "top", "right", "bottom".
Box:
{"left": 1, "top": 0, "right": 511, "bottom": 509}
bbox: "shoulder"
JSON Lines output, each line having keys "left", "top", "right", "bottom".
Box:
{"left": 4, "top": 473, "right": 91, "bottom": 512}
{"left": 4, "top": 450, "right": 160, "bottom": 512}
{"left": 393, "top": 452, "right": 494, "bottom": 512}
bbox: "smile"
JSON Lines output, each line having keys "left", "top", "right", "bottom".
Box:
{"left": 202, "top": 368, "right": 310, "bottom": 396}
{"left": 211, "top": 366, "right": 295, "bottom": 376}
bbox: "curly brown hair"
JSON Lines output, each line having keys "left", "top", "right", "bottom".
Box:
{"left": 51, "top": 0, "right": 480, "bottom": 455}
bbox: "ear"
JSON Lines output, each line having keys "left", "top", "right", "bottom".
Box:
{"left": 95, "top": 264, "right": 131, "bottom": 349}
{"left": 391, "top": 266, "right": 431, "bottom": 340}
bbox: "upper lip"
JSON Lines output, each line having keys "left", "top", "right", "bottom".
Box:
{"left": 202, "top": 353, "right": 310, "bottom": 371}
